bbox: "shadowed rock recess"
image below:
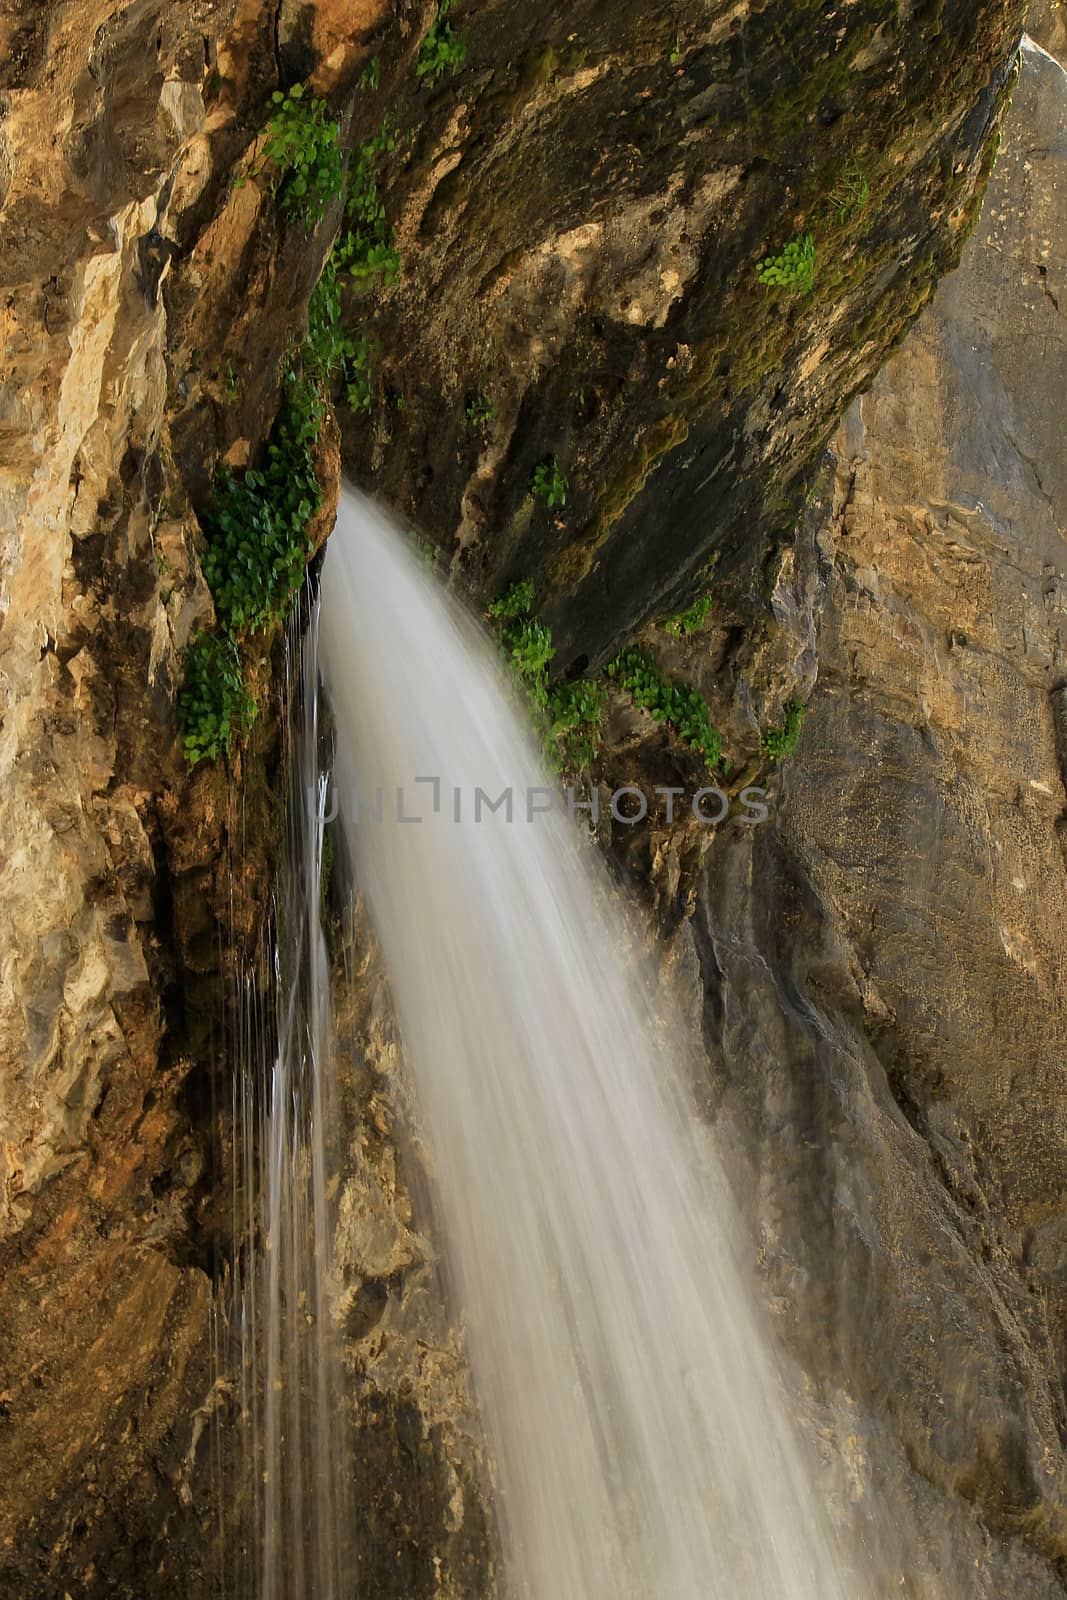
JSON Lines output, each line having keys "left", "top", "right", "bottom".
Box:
{"left": 0, "top": 0, "right": 1049, "bottom": 1593}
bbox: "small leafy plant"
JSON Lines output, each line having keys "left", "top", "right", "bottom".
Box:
{"left": 466, "top": 389, "right": 497, "bottom": 430}
{"left": 487, "top": 580, "right": 604, "bottom": 772}
{"left": 531, "top": 458, "right": 568, "bottom": 509}
{"left": 303, "top": 257, "right": 377, "bottom": 413}
{"left": 200, "top": 370, "right": 323, "bottom": 632}
{"left": 606, "top": 648, "right": 723, "bottom": 767}
{"left": 762, "top": 700, "right": 804, "bottom": 762}
{"left": 360, "top": 56, "right": 380, "bottom": 92}
{"left": 335, "top": 119, "right": 401, "bottom": 286}
{"left": 756, "top": 232, "right": 816, "bottom": 294}
{"left": 832, "top": 168, "right": 870, "bottom": 221}
{"left": 487, "top": 579, "right": 535, "bottom": 623}
{"left": 665, "top": 593, "right": 713, "bottom": 637}
{"left": 409, "top": 531, "right": 439, "bottom": 572}
{"left": 258, "top": 84, "right": 344, "bottom": 225}
{"left": 344, "top": 335, "right": 376, "bottom": 413}
{"left": 503, "top": 618, "right": 556, "bottom": 686}
{"left": 416, "top": 0, "right": 468, "bottom": 84}
{"left": 548, "top": 678, "right": 606, "bottom": 773}
{"left": 179, "top": 633, "right": 257, "bottom": 766}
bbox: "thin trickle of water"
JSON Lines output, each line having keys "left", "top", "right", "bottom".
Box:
{"left": 320, "top": 487, "right": 863, "bottom": 1599}
{"left": 226, "top": 597, "right": 352, "bottom": 1600}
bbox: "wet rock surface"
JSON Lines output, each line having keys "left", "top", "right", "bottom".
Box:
{"left": 0, "top": 0, "right": 1048, "bottom": 1592}
{"left": 596, "top": 32, "right": 1067, "bottom": 1592}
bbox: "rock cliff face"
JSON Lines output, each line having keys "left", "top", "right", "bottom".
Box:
{"left": 343, "top": 0, "right": 1024, "bottom": 671}
{"left": 595, "top": 26, "right": 1067, "bottom": 1593}
{"left": 0, "top": 0, "right": 1043, "bottom": 1593}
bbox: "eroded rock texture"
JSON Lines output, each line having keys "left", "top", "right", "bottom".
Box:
{"left": 344, "top": 0, "right": 1024, "bottom": 670}
{"left": 596, "top": 30, "right": 1067, "bottom": 1593}
{"left": 0, "top": 0, "right": 1036, "bottom": 1593}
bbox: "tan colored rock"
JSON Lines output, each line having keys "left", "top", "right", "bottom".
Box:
{"left": 687, "top": 35, "right": 1067, "bottom": 1590}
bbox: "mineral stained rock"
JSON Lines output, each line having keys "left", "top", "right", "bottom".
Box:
{"left": 597, "top": 27, "right": 1067, "bottom": 1594}
{"left": 0, "top": 0, "right": 1036, "bottom": 1593}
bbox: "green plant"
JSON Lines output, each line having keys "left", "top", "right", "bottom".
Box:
{"left": 416, "top": 0, "right": 468, "bottom": 84}
{"left": 756, "top": 232, "right": 816, "bottom": 294}
{"left": 409, "top": 530, "right": 439, "bottom": 572}
{"left": 200, "top": 369, "right": 323, "bottom": 632}
{"left": 530, "top": 458, "right": 568, "bottom": 509}
{"left": 665, "top": 593, "right": 713, "bottom": 637}
{"left": 360, "top": 55, "right": 380, "bottom": 92}
{"left": 335, "top": 120, "right": 401, "bottom": 285}
{"left": 466, "top": 389, "right": 497, "bottom": 429}
{"left": 344, "top": 335, "right": 375, "bottom": 413}
{"left": 486, "top": 580, "right": 603, "bottom": 772}
{"left": 762, "top": 699, "right": 804, "bottom": 762}
{"left": 503, "top": 618, "right": 555, "bottom": 687}
{"left": 668, "top": 37, "right": 682, "bottom": 65}
{"left": 548, "top": 678, "right": 606, "bottom": 773}
{"left": 258, "top": 84, "right": 345, "bottom": 225}
{"left": 832, "top": 168, "right": 870, "bottom": 221}
{"left": 487, "top": 579, "right": 535, "bottom": 623}
{"left": 303, "top": 256, "right": 348, "bottom": 380}
{"left": 178, "top": 632, "right": 257, "bottom": 766}
{"left": 606, "top": 648, "right": 723, "bottom": 767}
{"left": 303, "top": 256, "right": 377, "bottom": 414}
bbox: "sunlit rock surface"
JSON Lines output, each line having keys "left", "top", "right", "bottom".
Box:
{"left": 666, "top": 31, "right": 1067, "bottom": 1593}
{"left": 0, "top": 0, "right": 1044, "bottom": 1592}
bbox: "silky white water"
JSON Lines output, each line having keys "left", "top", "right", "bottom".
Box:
{"left": 224, "top": 598, "right": 352, "bottom": 1600}
{"left": 320, "top": 487, "right": 859, "bottom": 1598}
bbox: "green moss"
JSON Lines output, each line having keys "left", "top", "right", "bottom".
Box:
{"left": 584, "top": 412, "right": 689, "bottom": 554}
{"left": 762, "top": 699, "right": 805, "bottom": 762}
{"left": 665, "top": 593, "right": 713, "bottom": 636}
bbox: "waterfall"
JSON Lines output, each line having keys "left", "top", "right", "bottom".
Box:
{"left": 225, "top": 595, "right": 353, "bottom": 1600}
{"left": 317, "top": 487, "right": 861, "bottom": 1598}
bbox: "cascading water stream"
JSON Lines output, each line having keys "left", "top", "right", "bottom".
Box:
{"left": 318, "top": 487, "right": 866, "bottom": 1598}
{"left": 225, "top": 595, "right": 353, "bottom": 1600}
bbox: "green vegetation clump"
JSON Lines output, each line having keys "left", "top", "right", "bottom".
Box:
{"left": 416, "top": 0, "right": 468, "bottom": 84}
{"left": 548, "top": 679, "right": 607, "bottom": 773}
{"left": 486, "top": 579, "right": 534, "bottom": 623}
{"left": 756, "top": 232, "right": 816, "bottom": 294}
{"left": 606, "top": 647, "right": 723, "bottom": 767}
{"left": 181, "top": 359, "right": 327, "bottom": 764}
{"left": 487, "top": 581, "right": 604, "bottom": 773}
{"left": 258, "top": 85, "right": 345, "bottom": 225}
{"left": 832, "top": 168, "right": 870, "bottom": 222}
{"left": 762, "top": 699, "right": 805, "bottom": 762}
{"left": 304, "top": 257, "right": 376, "bottom": 412}
{"left": 178, "top": 633, "right": 258, "bottom": 765}
{"left": 336, "top": 120, "right": 401, "bottom": 285}
{"left": 200, "top": 371, "right": 323, "bottom": 633}
{"left": 466, "top": 389, "right": 497, "bottom": 430}
{"left": 181, "top": 103, "right": 401, "bottom": 765}
{"left": 360, "top": 56, "right": 380, "bottom": 92}
{"left": 665, "top": 593, "right": 713, "bottom": 637}
{"left": 409, "top": 531, "right": 439, "bottom": 572}
{"left": 531, "top": 458, "right": 568, "bottom": 509}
